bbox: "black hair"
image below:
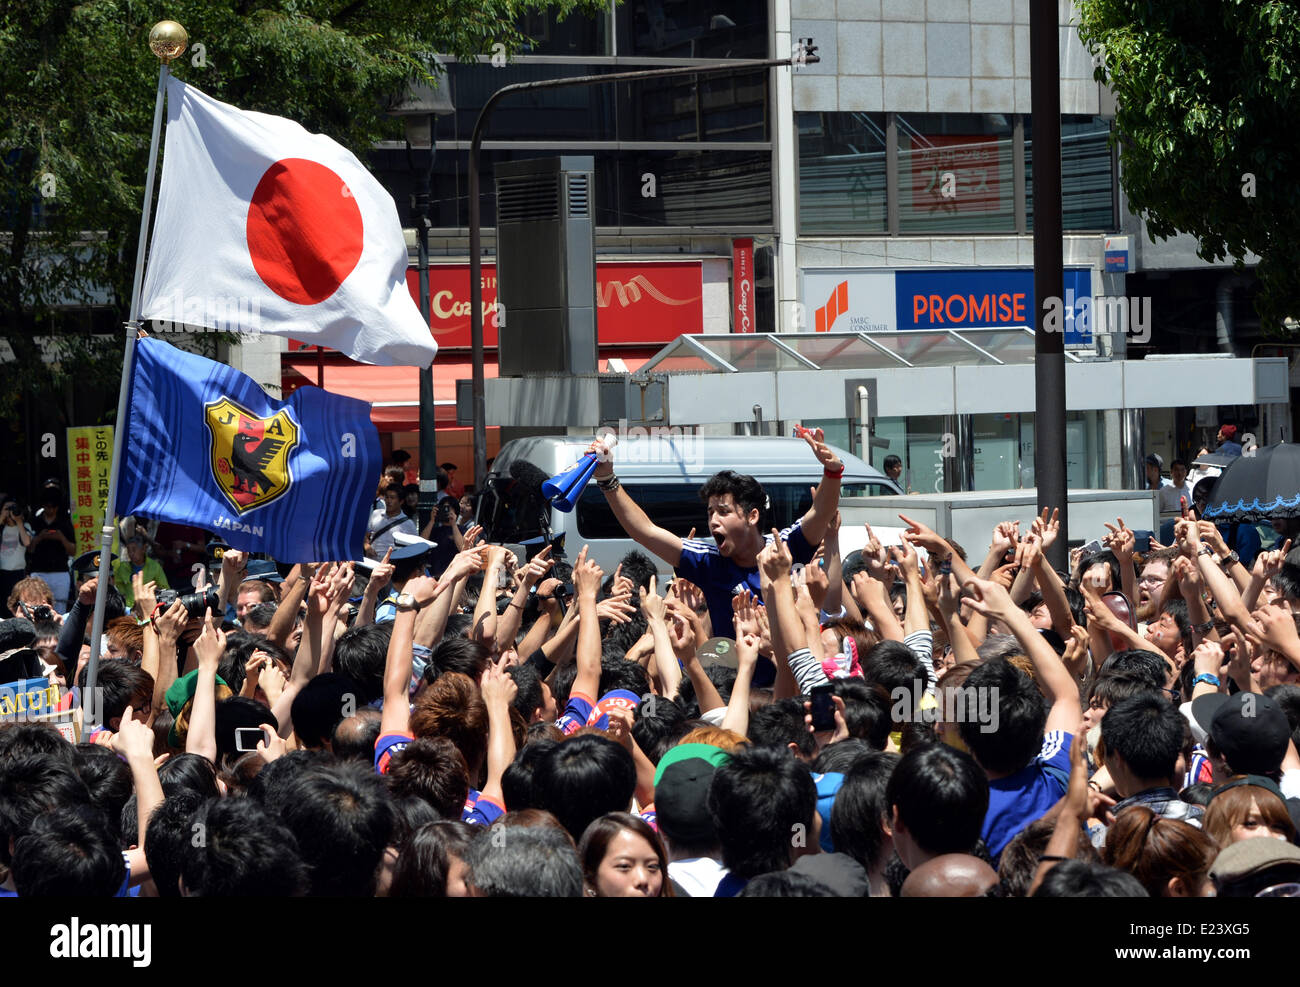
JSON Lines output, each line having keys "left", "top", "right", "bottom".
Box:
{"left": 829, "top": 751, "right": 900, "bottom": 875}
{"left": 181, "top": 796, "right": 307, "bottom": 896}
{"left": 214, "top": 697, "right": 279, "bottom": 764}
{"left": 1076, "top": 549, "right": 1122, "bottom": 591}
{"left": 12, "top": 805, "right": 125, "bottom": 896}
{"left": 698, "top": 470, "right": 767, "bottom": 520}
{"left": 1160, "top": 597, "right": 1192, "bottom": 653}
{"left": 390, "top": 820, "right": 477, "bottom": 897}
{"left": 738, "top": 871, "right": 837, "bottom": 896}
{"left": 0, "top": 722, "right": 75, "bottom": 764}
{"left": 77, "top": 657, "right": 152, "bottom": 727}
{"left": 887, "top": 743, "right": 989, "bottom": 856}
{"left": 1266, "top": 684, "right": 1300, "bottom": 752}
{"left": 0, "top": 754, "right": 91, "bottom": 865}
{"left": 1032, "top": 858, "right": 1150, "bottom": 898}
{"left": 863, "top": 641, "right": 928, "bottom": 721}
{"left": 841, "top": 550, "right": 870, "bottom": 591}
{"left": 144, "top": 790, "right": 205, "bottom": 897}
{"left": 290, "top": 672, "right": 361, "bottom": 749}
{"left": 748, "top": 697, "right": 816, "bottom": 758}
{"left": 534, "top": 734, "right": 636, "bottom": 841}
{"left": 72, "top": 744, "right": 133, "bottom": 848}
{"left": 242, "top": 602, "right": 277, "bottom": 632}
{"left": 507, "top": 663, "right": 544, "bottom": 721}
{"left": 607, "top": 549, "right": 658, "bottom": 594}
{"left": 462, "top": 822, "right": 583, "bottom": 897}
{"left": 332, "top": 622, "right": 393, "bottom": 704}
{"left": 550, "top": 661, "right": 578, "bottom": 710}
{"left": 389, "top": 796, "right": 442, "bottom": 845}
{"left": 246, "top": 748, "right": 330, "bottom": 812}
{"left": 1088, "top": 673, "right": 1161, "bottom": 711}
{"left": 997, "top": 816, "right": 1102, "bottom": 897}
{"left": 1063, "top": 586, "right": 1088, "bottom": 628}
{"left": 832, "top": 678, "right": 893, "bottom": 750}
{"left": 598, "top": 656, "right": 651, "bottom": 699}
{"left": 501, "top": 739, "right": 559, "bottom": 811}
{"left": 218, "top": 633, "right": 291, "bottom": 694}
{"left": 276, "top": 760, "right": 395, "bottom": 896}
{"left": 1270, "top": 562, "right": 1300, "bottom": 602}
{"left": 631, "top": 695, "right": 689, "bottom": 765}
{"left": 1100, "top": 693, "right": 1185, "bottom": 782}
{"left": 707, "top": 745, "right": 817, "bottom": 879}
{"left": 426, "top": 636, "right": 490, "bottom": 684}
{"left": 959, "top": 661, "right": 1046, "bottom": 776}
{"left": 883, "top": 455, "right": 902, "bottom": 471}
{"left": 331, "top": 710, "right": 383, "bottom": 763}
{"left": 813, "top": 738, "right": 877, "bottom": 774}
{"left": 1097, "top": 649, "right": 1169, "bottom": 693}
{"left": 157, "top": 753, "right": 221, "bottom": 800}
{"left": 386, "top": 737, "right": 470, "bottom": 821}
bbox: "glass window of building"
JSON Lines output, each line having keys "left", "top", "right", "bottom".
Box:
{"left": 897, "top": 113, "right": 1016, "bottom": 234}
{"left": 1026, "top": 115, "right": 1115, "bottom": 231}
{"left": 796, "top": 112, "right": 887, "bottom": 234}
{"left": 615, "top": 0, "right": 769, "bottom": 59}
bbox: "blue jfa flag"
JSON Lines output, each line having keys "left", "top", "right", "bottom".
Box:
{"left": 116, "top": 337, "right": 381, "bottom": 562}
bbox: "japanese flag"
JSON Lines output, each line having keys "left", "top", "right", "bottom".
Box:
{"left": 141, "top": 77, "right": 436, "bottom": 368}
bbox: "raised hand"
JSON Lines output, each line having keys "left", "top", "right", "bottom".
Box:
{"left": 891, "top": 536, "right": 920, "bottom": 579}
{"left": 154, "top": 599, "right": 188, "bottom": 645}
{"left": 799, "top": 426, "right": 843, "bottom": 473}
{"left": 671, "top": 577, "right": 707, "bottom": 615}
{"left": 1015, "top": 532, "right": 1043, "bottom": 572}
{"left": 959, "top": 574, "right": 1015, "bottom": 623}
{"left": 1102, "top": 518, "right": 1135, "bottom": 562}
{"left": 640, "top": 575, "right": 668, "bottom": 624}
{"left": 480, "top": 660, "right": 518, "bottom": 709}
{"left": 1253, "top": 539, "right": 1292, "bottom": 580}
{"left": 572, "top": 545, "right": 604, "bottom": 599}
{"left": 732, "top": 589, "right": 762, "bottom": 640}
{"left": 109, "top": 709, "right": 154, "bottom": 762}
{"left": 759, "top": 529, "right": 793, "bottom": 581}
{"left": 78, "top": 577, "right": 100, "bottom": 607}
{"left": 133, "top": 575, "right": 158, "bottom": 618}
{"left": 899, "top": 514, "right": 950, "bottom": 559}
{"left": 990, "top": 520, "right": 1019, "bottom": 558}
{"left": 1033, "top": 508, "right": 1061, "bottom": 551}
{"left": 521, "top": 545, "right": 556, "bottom": 587}
{"left": 368, "top": 547, "right": 395, "bottom": 594}
{"left": 193, "top": 613, "right": 226, "bottom": 671}
{"left": 1247, "top": 603, "right": 1300, "bottom": 656}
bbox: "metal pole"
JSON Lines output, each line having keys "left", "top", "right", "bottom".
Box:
{"left": 467, "top": 50, "right": 819, "bottom": 489}
{"left": 1030, "top": 1, "right": 1067, "bottom": 569}
{"left": 417, "top": 113, "right": 437, "bottom": 528}
{"left": 87, "top": 60, "right": 171, "bottom": 702}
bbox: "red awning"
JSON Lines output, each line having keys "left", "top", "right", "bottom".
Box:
{"left": 281, "top": 348, "right": 660, "bottom": 431}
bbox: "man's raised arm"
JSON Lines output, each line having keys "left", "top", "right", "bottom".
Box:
{"left": 795, "top": 429, "right": 843, "bottom": 548}
{"left": 589, "top": 439, "right": 683, "bottom": 567}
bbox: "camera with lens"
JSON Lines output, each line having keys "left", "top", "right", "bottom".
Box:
{"left": 156, "top": 588, "right": 220, "bottom": 619}
{"left": 31, "top": 605, "right": 54, "bottom": 622}
{"left": 553, "top": 581, "right": 574, "bottom": 609}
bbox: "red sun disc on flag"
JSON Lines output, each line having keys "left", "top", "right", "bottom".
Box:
{"left": 246, "top": 158, "right": 364, "bottom": 305}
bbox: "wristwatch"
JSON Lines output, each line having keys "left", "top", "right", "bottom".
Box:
{"left": 1218, "top": 550, "right": 1240, "bottom": 569}
{"left": 395, "top": 593, "right": 425, "bottom": 613}
{"left": 1197, "top": 545, "right": 1214, "bottom": 557}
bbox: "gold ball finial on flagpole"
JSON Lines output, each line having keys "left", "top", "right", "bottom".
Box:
{"left": 149, "top": 21, "right": 189, "bottom": 63}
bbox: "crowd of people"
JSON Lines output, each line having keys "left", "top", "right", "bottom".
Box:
{"left": 2, "top": 429, "right": 1300, "bottom": 898}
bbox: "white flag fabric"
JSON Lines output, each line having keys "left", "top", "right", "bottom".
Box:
{"left": 141, "top": 77, "right": 436, "bottom": 368}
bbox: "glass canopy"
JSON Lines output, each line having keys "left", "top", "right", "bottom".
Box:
{"left": 640, "top": 328, "right": 1080, "bottom": 374}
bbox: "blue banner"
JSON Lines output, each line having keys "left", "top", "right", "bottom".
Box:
{"left": 116, "top": 337, "right": 381, "bottom": 562}
{"left": 894, "top": 268, "right": 1093, "bottom": 344}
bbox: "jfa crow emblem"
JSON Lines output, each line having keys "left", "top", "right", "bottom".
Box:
{"left": 204, "top": 397, "right": 298, "bottom": 513}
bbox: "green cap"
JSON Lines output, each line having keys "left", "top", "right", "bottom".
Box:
{"left": 165, "top": 669, "right": 229, "bottom": 747}
{"left": 654, "top": 742, "right": 731, "bottom": 788}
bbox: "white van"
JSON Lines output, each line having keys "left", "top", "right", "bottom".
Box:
{"left": 476, "top": 434, "right": 901, "bottom": 576}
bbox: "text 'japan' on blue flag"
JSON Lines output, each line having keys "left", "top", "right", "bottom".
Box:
{"left": 116, "top": 337, "right": 381, "bottom": 562}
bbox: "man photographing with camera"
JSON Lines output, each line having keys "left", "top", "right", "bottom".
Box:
{"left": 28, "top": 482, "right": 76, "bottom": 613}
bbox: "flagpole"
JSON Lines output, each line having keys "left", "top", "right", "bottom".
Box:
{"left": 86, "top": 22, "right": 188, "bottom": 710}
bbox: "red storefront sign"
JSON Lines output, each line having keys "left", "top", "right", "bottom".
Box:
{"left": 906, "top": 135, "right": 1005, "bottom": 216}
{"left": 732, "top": 238, "right": 754, "bottom": 333}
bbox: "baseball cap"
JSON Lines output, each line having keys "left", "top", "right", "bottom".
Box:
{"left": 585, "top": 689, "right": 641, "bottom": 730}
{"left": 1195, "top": 692, "right": 1291, "bottom": 775}
{"left": 1145, "top": 453, "right": 1164, "bottom": 469}
{"left": 1209, "top": 837, "right": 1300, "bottom": 896}
{"left": 695, "top": 637, "right": 738, "bottom": 671}
{"left": 654, "top": 756, "right": 719, "bottom": 846}
{"left": 654, "top": 742, "right": 732, "bottom": 786}
{"left": 1220, "top": 425, "right": 1238, "bottom": 439}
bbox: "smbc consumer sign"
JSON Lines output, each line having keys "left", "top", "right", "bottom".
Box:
{"left": 802, "top": 268, "right": 1094, "bottom": 346}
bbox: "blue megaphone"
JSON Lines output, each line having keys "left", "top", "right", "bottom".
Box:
{"left": 541, "top": 453, "right": 600, "bottom": 513}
